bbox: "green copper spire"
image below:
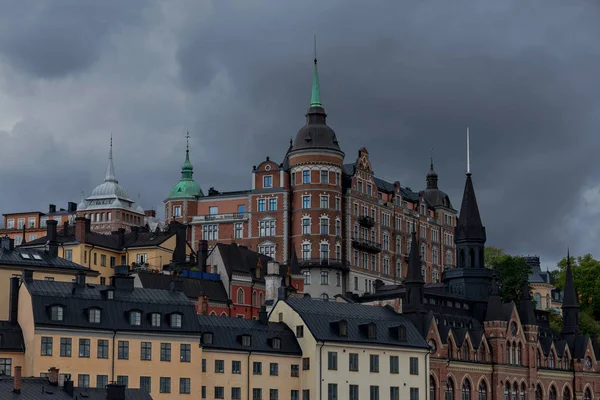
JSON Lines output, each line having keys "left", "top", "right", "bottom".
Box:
{"left": 168, "top": 132, "right": 204, "bottom": 199}
{"left": 310, "top": 58, "right": 322, "bottom": 108}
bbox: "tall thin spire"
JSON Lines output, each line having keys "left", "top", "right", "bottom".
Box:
{"left": 426, "top": 148, "right": 438, "bottom": 189}
{"left": 104, "top": 134, "right": 118, "bottom": 183}
{"left": 310, "top": 35, "right": 322, "bottom": 108}
{"left": 405, "top": 231, "right": 424, "bottom": 284}
{"left": 562, "top": 249, "right": 580, "bottom": 336}
{"left": 466, "top": 127, "right": 471, "bottom": 175}
{"left": 181, "top": 132, "right": 194, "bottom": 179}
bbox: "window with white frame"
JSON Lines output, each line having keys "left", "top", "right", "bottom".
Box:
{"left": 432, "top": 268, "right": 439, "bottom": 283}
{"left": 7, "top": 219, "right": 14, "bottom": 229}
{"left": 421, "top": 266, "right": 427, "bottom": 280}
{"left": 420, "top": 224, "right": 426, "bottom": 238}
{"left": 406, "top": 220, "right": 415, "bottom": 233}
{"left": 259, "top": 220, "right": 275, "bottom": 237}
{"left": 361, "top": 205, "right": 368, "bottom": 216}
{"left": 433, "top": 246, "right": 439, "bottom": 265}
{"left": 136, "top": 253, "right": 147, "bottom": 264}
{"left": 371, "top": 230, "right": 376, "bottom": 243}
{"left": 335, "top": 219, "right": 341, "bottom": 236}
{"left": 353, "top": 224, "right": 359, "bottom": 239}
{"left": 396, "top": 260, "right": 402, "bottom": 278}
{"left": 320, "top": 243, "right": 329, "bottom": 260}
{"left": 371, "top": 255, "right": 376, "bottom": 271}
{"left": 258, "top": 244, "right": 275, "bottom": 259}
{"left": 257, "top": 199, "right": 266, "bottom": 212}
{"left": 382, "top": 213, "right": 390, "bottom": 227}
{"left": 320, "top": 170, "right": 329, "bottom": 184}
{"left": 335, "top": 244, "right": 341, "bottom": 260}
{"left": 269, "top": 198, "right": 277, "bottom": 211}
{"left": 209, "top": 206, "right": 218, "bottom": 215}
{"left": 335, "top": 172, "right": 340, "bottom": 185}
{"left": 335, "top": 197, "right": 341, "bottom": 211}
{"left": 383, "top": 257, "right": 390, "bottom": 275}
{"left": 173, "top": 206, "right": 181, "bottom": 217}
{"left": 234, "top": 223, "right": 243, "bottom": 239}
{"left": 432, "top": 229, "right": 439, "bottom": 242}
{"left": 302, "top": 217, "right": 311, "bottom": 235}
{"left": 396, "top": 237, "right": 401, "bottom": 254}
{"left": 263, "top": 175, "right": 273, "bottom": 188}
{"left": 28, "top": 217, "right": 36, "bottom": 228}
{"left": 421, "top": 243, "right": 427, "bottom": 262}
{"left": 362, "top": 253, "right": 368, "bottom": 269}
{"left": 302, "top": 170, "right": 311, "bottom": 183}
{"left": 353, "top": 203, "right": 358, "bottom": 216}
{"left": 202, "top": 224, "right": 218, "bottom": 240}
{"left": 336, "top": 272, "right": 341, "bottom": 286}
{"left": 14, "top": 236, "right": 22, "bottom": 245}
{"left": 17, "top": 218, "right": 25, "bottom": 229}
{"left": 383, "top": 232, "right": 389, "bottom": 250}
{"left": 353, "top": 250, "right": 359, "bottom": 266}
{"left": 320, "top": 217, "right": 329, "bottom": 235}
{"left": 395, "top": 217, "right": 402, "bottom": 230}
{"left": 303, "top": 271, "right": 311, "bottom": 285}
{"left": 320, "top": 195, "right": 329, "bottom": 209}
{"left": 357, "top": 181, "right": 363, "bottom": 193}
{"left": 302, "top": 196, "right": 310, "bottom": 209}
{"left": 445, "top": 250, "right": 453, "bottom": 266}
{"left": 29, "top": 234, "right": 36, "bottom": 241}
{"left": 320, "top": 270, "right": 329, "bottom": 285}
{"left": 407, "top": 238, "right": 412, "bottom": 253}
{"left": 302, "top": 243, "right": 311, "bottom": 260}
{"left": 366, "top": 184, "right": 372, "bottom": 196}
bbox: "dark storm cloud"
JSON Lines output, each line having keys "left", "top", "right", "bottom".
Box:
{"left": 1, "top": 0, "right": 599, "bottom": 267}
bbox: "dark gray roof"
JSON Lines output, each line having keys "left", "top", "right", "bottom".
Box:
{"left": 0, "top": 247, "right": 98, "bottom": 275}
{"left": 0, "top": 322, "right": 24, "bottom": 352}
{"left": 284, "top": 297, "right": 428, "bottom": 349}
{"left": 343, "top": 163, "right": 422, "bottom": 204}
{"left": 217, "top": 243, "right": 272, "bottom": 281}
{"left": 0, "top": 377, "right": 151, "bottom": 400}
{"left": 290, "top": 106, "right": 343, "bottom": 154}
{"left": 26, "top": 279, "right": 199, "bottom": 334}
{"left": 455, "top": 174, "right": 486, "bottom": 242}
{"left": 198, "top": 315, "right": 301, "bottom": 355}
{"left": 136, "top": 272, "right": 228, "bottom": 303}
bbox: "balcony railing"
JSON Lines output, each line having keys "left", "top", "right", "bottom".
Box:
{"left": 298, "top": 258, "right": 349, "bottom": 270}
{"left": 351, "top": 237, "right": 382, "bottom": 253}
{"left": 192, "top": 212, "right": 249, "bottom": 223}
{"left": 358, "top": 215, "right": 375, "bottom": 228}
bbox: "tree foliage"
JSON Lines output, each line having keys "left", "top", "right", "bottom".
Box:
{"left": 555, "top": 253, "right": 600, "bottom": 323}
{"left": 485, "top": 247, "right": 532, "bottom": 303}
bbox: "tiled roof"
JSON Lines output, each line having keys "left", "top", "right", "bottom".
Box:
{"left": 284, "top": 297, "right": 428, "bottom": 349}
{"left": 198, "top": 315, "right": 301, "bottom": 355}
{"left": 136, "top": 272, "right": 228, "bottom": 303}
{"left": 26, "top": 279, "right": 199, "bottom": 334}
{"left": 0, "top": 247, "right": 97, "bottom": 274}
{"left": 0, "top": 321, "right": 24, "bottom": 352}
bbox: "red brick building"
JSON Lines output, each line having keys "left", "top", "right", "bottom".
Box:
{"left": 165, "top": 57, "right": 457, "bottom": 299}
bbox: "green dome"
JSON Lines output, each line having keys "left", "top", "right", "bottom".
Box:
{"left": 168, "top": 149, "right": 204, "bottom": 199}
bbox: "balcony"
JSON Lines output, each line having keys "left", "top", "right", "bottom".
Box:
{"left": 298, "top": 258, "right": 349, "bottom": 270}
{"left": 358, "top": 215, "right": 375, "bottom": 228}
{"left": 192, "top": 212, "right": 249, "bottom": 223}
{"left": 351, "top": 237, "right": 382, "bottom": 253}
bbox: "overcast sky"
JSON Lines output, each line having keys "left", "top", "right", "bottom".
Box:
{"left": 1, "top": 1, "right": 599, "bottom": 268}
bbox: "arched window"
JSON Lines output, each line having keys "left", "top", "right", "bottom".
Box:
{"left": 446, "top": 378, "right": 455, "bottom": 400}
{"left": 584, "top": 388, "right": 592, "bottom": 400}
{"left": 512, "top": 383, "right": 518, "bottom": 400}
{"left": 511, "top": 342, "right": 516, "bottom": 365}
{"left": 520, "top": 384, "right": 526, "bottom": 400}
{"left": 535, "top": 386, "right": 543, "bottom": 400}
{"left": 252, "top": 291, "right": 257, "bottom": 307}
{"left": 220, "top": 312, "right": 227, "bottom": 317}
{"left": 549, "top": 352, "right": 555, "bottom": 368}
{"left": 545, "top": 294, "right": 550, "bottom": 310}
{"left": 517, "top": 343, "right": 522, "bottom": 365}
{"left": 506, "top": 342, "right": 511, "bottom": 364}
{"left": 534, "top": 293, "right": 541, "bottom": 309}
{"left": 460, "top": 249, "right": 465, "bottom": 268}
{"left": 478, "top": 381, "right": 487, "bottom": 400}
{"left": 209, "top": 311, "right": 217, "bottom": 316}
{"left": 462, "top": 380, "right": 471, "bottom": 400}
{"left": 462, "top": 345, "right": 469, "bottom": 361}
{"left": 259, "top": 292, "right": 264, "bottom": 305}
{"left": 563, "top": 388, "right": 570, "bottom": 400}
{"left": 504, "top": 383, "right": 510, "bottom": 400}
{"left": 430, "top": 376, "right": 437, "bottom": 400}
{"left": 536, "top": 349, "right": 541, "bottom": 367}
{"left": 236, "top": 288, "right": 245, "bottom": 304}
{"left": 563, "top": 353, "right": 569, "bottom": 370}
{"left": 549, "top": 387, "right": 557, "bottom": 400}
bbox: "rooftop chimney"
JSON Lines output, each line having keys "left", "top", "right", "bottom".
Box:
{"left": 106, "top": 383, "right": 126, "bottom": 400}
{"left": 75, "top": 271, "right": 86, "bottom": 287}
{"left": 197, "top": 240, "right": 208, "bottom": 272}
{"left": 171, "top": 222, "right": 187, "bottom": 264}
{"left": 23, "top": 270, "right": 33, "bottom": 284}
{"left": 111, "top": 266, "right": 134, "bottom": 291}
{"left": 259, "top": 306, "right": 268, "bottom": 325}
{"left": 75, "top": 217, "right": 90, "bottom": 244}
{"left": 48, "top": 367, "right": 59, "bottom": 386}
{"left": 116, "top": 228, "right": 125, "bottom": 249}
{"left": 49, "top": 204, "right": 56, "bottom": 213}
{"left": 0, "top": 236, "right": 14, "bottom": 251}
{"left": 131, "top": 226, "right": 139, "bottom": 241}
{"left": 46, "top": 220, "right": 58, "bottom": 258}
{"left": 63, "top": 221, "right": 69, "bottom": 237}
{"left": 13, "top": 366, "right": 22, "bottom": 393}
{"left": 63, "top": 377, "right": 74, "bottom": 397}
{"left": 9, "top": 276, "right": 19, "bottom": 325}
{"left": 196, "top": 295, "right": 209, "bottom": 315}
{"left": 67, "top": 202, "right": 77, "bottom": 212}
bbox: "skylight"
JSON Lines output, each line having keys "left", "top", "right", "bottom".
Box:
{"left": 20, "top": 253, "right": 31, "bottom": 259}
{"left": 33, "top": 254, "right": 43, "bottom": 260}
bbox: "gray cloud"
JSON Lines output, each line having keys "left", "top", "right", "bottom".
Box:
{"left": 1, "top": 0, "right": 599, "bottom": 267}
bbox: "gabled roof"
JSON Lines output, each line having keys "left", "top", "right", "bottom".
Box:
{"left": 342, "top": 163, "right": 422, "bottom": 203}
{"left": 198, "top": 315, "right": 301, "bottom": 355}
{"left": 0, "top": 247, "right": 97, "bottom": 274}
{"left": 216, "top": 243, "right": 272, "bottom": 281}
{"left": 284, "top": 297, "right": 428, "bottom": 349}
{"left": 136, "top": 272, "right": 228, "bottom": 304}
{"left": 455, "top": 174, "right": 486, "bottom": 242}
{"left": 0, "top": 321, "right": 24, "bottom": 352}
{"left": 26, "top": 279, "right": 199, "bottom": 334}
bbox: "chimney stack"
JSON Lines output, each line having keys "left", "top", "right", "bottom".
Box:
{"left": 75, "top": 217, "right": 90, "bottom": 244}
{"left": 75, "top": 271, "right": 86, "bottom": 287}
{"left": 13, "top": 366, "right": 22, "bottom": 393}
{"left": 116, "top": 228, "right": 125, "bottom": 249}
{"left": 131, "top": 226, "right": 139, "bottom": 241}
{"left": 63, "top": 221, "right": 69, "bottom": 237}
{"left": 9, "top": 276, "right": 19, "bottom": 325}
{"left": 197, "top": 240, "right": 208, "bottom": 272}
{"left": 106, "top": 383, "right": 126, "bottom": 400}
{"left": 23, "top": 270, "right": 33, "bottom": 283}
{"left": 171, "top": 222, "right": 187, "bottom": 264}
{"left": 48, "top": 367, "right": 59, "bottom": 386}
{"left": 46, "top": 220, "right": 58, "bottom": 258}
{"left": 0, "top": 236, "right": 14, "bottom": 251}
{"left": 49, "top": 204, "right": 56, "bottom": 213}
{"left": 67, "top": 202, "right": 77, "bottom": 212}
{"left": 259, "top": 306, "right": 268, "bottom": 325}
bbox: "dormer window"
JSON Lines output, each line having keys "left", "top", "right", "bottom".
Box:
{"left": 151, "top": 313, "right": 161, "bottom": 327}
{"left": 170, "top": 313, "right": 182, "bottom": 328}
{"left": 88, "top": 308, "right": 101, "bottom": 323}
{"left": 129, "top": 311, "right": 141, "bottom": 326}
{"left": 50, "top": 305, "right": 64, "bottom": 321}
{"left": 360, "top": 322, "right": 377, "bottom": 339}
{"left": 339, "top": 320, "right": 348, "bottom": 337}
{"left": 397, "top": 325, "right": 407, "bottom": 341}
{"left": 202, "top": 332, "right": 213, "bottom": 345}
{"left": 107, "top": 290, "right": 114, "bottom": 300}
{"left": 272, "top": 338, "right": 281, "bottom": 349}
{"left": 241, "top": 335, "right": 251, "bottom": 347}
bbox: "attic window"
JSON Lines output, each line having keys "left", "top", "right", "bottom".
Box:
{"left": 32, "top": 254, "right": 42, "bottom": 260}
{"left": 367, "top": 324, "right": 377, "bottom": 339}
{"left": 339, "top": 320, "right": 348, "bottom": 337}
{"left": 170, "top": 313, "right": 182, "bottom": 328}
{"left": 50, "top": 305, "right": 64, "bottom": 321}
{"left": 241, "top": 335, "right": 251, "bottom": 347}
{"left": 151, "top": 313, "right": 161, "bottom": 327}
{"left": 107, "top": 290, "right": 114, "bottom": 300}
{"left": 20, "top": 253, "right": 31, "bottom": 259}
{"left": 272, "top": 338, "right": 281, "bottom": 349}
{"left": 129, "top": 311, "right": 142, "bottom": 326}
{"left": 88, "top": 308, "right": 101, "bottom": 324}
{"left": 397, "top": 325, "right": 407, "bottom": 341}
{"left": 202, "top": 332, "right": 213, "bottom": 345}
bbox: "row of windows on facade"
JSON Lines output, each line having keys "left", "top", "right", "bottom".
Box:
{"left": 11, "top": 234, "right": 38, "bottom": 245}
{"left": 5, "top": 216, "right": 72, "bottom": 229}
{"left": 295, "top": 322, "right": 409, "bottom": 343}
{"left": 40, "top": 337, "right": 191, "bottom": 361}
{"left": 202, "top": 385, "right": 419, "bottom": 400}
{"left": 291, "top": 169, "right": 342, "bottom": 186}
{"left": 235, "top": 288, "right": 266, "bottom": 307}
{"left": 48, "top": 306, "right": 183, "bottom": 328}
{"left": 82, "top": 212, "right": 141, "bottom": 225}
{"left": 50, "top": 374, "right": 190, "bottom": 395}
{"left": 203, "top": 387, "right": 306, "bottom": 400}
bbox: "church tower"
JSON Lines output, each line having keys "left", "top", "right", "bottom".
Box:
{"left": 403, "top": 231, "right": 424, "bottom": 313}
{"left": 561, "top": 251, "right": 580, "bottom": 339}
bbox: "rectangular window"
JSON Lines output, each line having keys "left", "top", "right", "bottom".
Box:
{"left": 292, "top": 390, "right": 300, "bottom": 400}
{"left": 253, "top": 361, "right": 262, "bottom": 375}
{"left": 232, "top": 360, "right": 241, "bottom": 374}
{"left": 110, "top": 256, "right": 116, "bottom": 267}
{"left": 302, "top": 243, "right": 311, "bottom": 260}
{"left": 215, "top": 386, "right": 225, "bottom": 399}
{"left": 327, "top": 351, "right": 337, "bottom": 370}
{"left": 173, "top": 206, "right": 181, "bottom": 217}
{"left": 302, "top": 195, "right": 311, "bottom": 209}
{"left": 302, "top": 357, "right": 310, "bottom": 370}
{"left": 97, "top": 375, "right": 108, "bottom": 389}
{"left": 201, "top": 358, "right": 206, "bottom": 372}
{"left": 117, "top": 376, "right": 128, "bottom": 387}
{"left": 390, "top": 355, "right": 399, "bottom": 373}
{"left": 141, "top": 342, "right": 152, "bottom": 360}
{"left": 118, "top": 341, "right": 129, "bottom": 360}
{"left": 79, "top": 339, "right": 90, "bottom": 358}
{"left": 335, "top": 197, "right": 341, "bottom": 211}
{"left": 0, "top": 358, "right": 11, "bottom": 376}
{"left": 60, "top": 338, "right": 72, "bottom": 357}
{"left": 302, "top": 218, "right": 310, "bottom": 234}
{"left": 369, "top": 354, "right": 379, "bottom": 372}
{"left": 180, "top": 343, "right": 191, "bottom": 362}
{"left": 335, "top": 219, "right": 341, "bottom": 236}
{"left": 160, "top": 343, "right": 171, "bottom": 361}
{"left": 269, "top": 198, "right": 277, "bottom": 211}
{"left": 357, "top": 181, "right": 363, "bottom": 193}
{"left": 97, "top": 340, "right": 109, "bottom": 359}
{"left": 291, "top": 364, "right": 299, "bottom": 377}
{"left": 391, "top": 387, "right": 400, "bottom": 400}
{"left": 335, "top": 172, "right": 340, "bottom": 185}
{"left": 270, "top": 362, "right": 279, "bottom": 376}
{"left": 6, "top": 219, "right": 14, "bottom": 229}
{"left": 353, "top": 203, "right": 358, "bottom": 215}
{"left": 320, "top": 218, "right": 329, "bottom": 235}
{"left": 349, "top": 353, "right": 359, "bottom": 371}
{"left": 349, "top": 385, "right": 359, "bottom": 400}
{"left": 320, "top": 270, "right": 329, "bottom": 285}
{"left": 409, "top": 357, "right": 419, "bottom": 375}
{"left": 17, "top": 218, "right": 25, "bottom": 229}
{"left": 263, "top": 175, "right": 273, "bottom": 188}
{"left": 230, "top": 387, "right": 240, "bottom": 399}
{"left": 93, "top": 253, "right": 97, "bottom": 265}
{"left": 303, "top": 390, "right": 310, "bottom": 400}
{"left": 140, "top": 377, "right": 151, "bottom": 393}
{"left": 296, "top": 326, "right": 304, "bottom": 338}
{"left": 320, "top": 170, "right": 329, "bottom": 183}
{"left": 41, "top": 337, "right": 53, "bottom": 356}
{"left": 320, "top": 195, "right": 329, "bottom": 209}
{"left": 303, "top": 170, "right": 311, "bottom": 183}
{"left": 179, "top": 378, "right": 191, "bottom": 394}
{"left": 259, "top": 220, "right": 276, "bottom": 237}
{"left": 370, "top": 386, "right": 379, "bottom": 400}
{"left": 78, "top": 374, "right": 90, "bottom": 388}
{"left": 303, "top": 270, "right": 311, "bottom": 285}
{"left": 215, "top": 359, "right": 224, "bottom": 373}
{"left": 328, "top": 383, "right": 338, "bottom": 400}
{"left": 65, "top": 249, "right": 73, "bottom": 261}
{"left": 367, "top": 184, "right": 372, "bottom": 196}
{"left": 159, "top": 377, "right": 171, "bottom": 393}
{"left": 202, "top": 224, "right": 218, "bottom": 240}
{"left": 410, "top": 388, "right": 419, "bottom": 400}
{"left": 234, "top": 222, "right": 243, "bottom": 239}
{"left": 100, "top": 254, "right": 106, "bottom": 267}
{"left": 253, "top": 388, "right": 263, "bottom": 400}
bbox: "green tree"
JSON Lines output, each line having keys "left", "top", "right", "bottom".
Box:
{"left": 555, "top": 253, "right": 600, "bottom": 322}
{"left": 548, "top": 269, "right": 559, "bottom": 286}
{"left": 487, "top": 253, "right": 532, "bottom": 303}
{"left": 484, "top": 246, "right": 505, "bottom": 268}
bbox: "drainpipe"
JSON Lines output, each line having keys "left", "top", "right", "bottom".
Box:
{"left": 425, "top": 348, "right": 430, "bottom": 400}
{"left": 319, "top": 341, "right": 325, "bottom": 400}
{"left": 111, "top": 330, "right": 117, "bottom": 381}
{"left": 88, "top": 245, "right": 95, "bottom": 268}
{"left": 247, "top": 349, "right": 252, "bottom": 400}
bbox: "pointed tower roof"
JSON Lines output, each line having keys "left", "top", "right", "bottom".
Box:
{"left": 518, "top": 279, "right": 536, "bottom": 325}
{"left": 289, "top": 248, "right": 301, "bottom": 275}
{"left": 455, "top": 174, "right": 486, "bottom": 242}
{"left": 405, "top": 231, "right": 424, "bottom": 284}
{"left": 105, "top": 135, "right": 117, "bottom": 183}
{"left": 426, "top": 155, "right": 438, "bottom": 189}
{"left": 562, "top": 250, "right": 578, "bottom": 308}
{"left": 168, "top": 133, "right": 204, "bottom": 200}
{"left": 310, "top": 57, "right": 322, "bottom": 108}
{"left": 88, "top": 137, "right": 132, "bottom": 202}
{"left": 484, "top": 278, "right": 505, "bottom": 321}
